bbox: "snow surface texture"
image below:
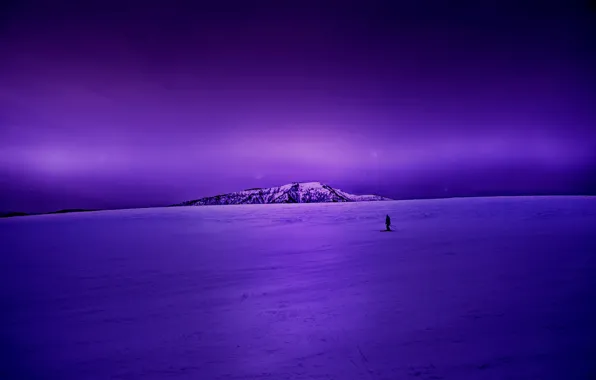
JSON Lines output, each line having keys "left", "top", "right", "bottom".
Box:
{"left": 1, "top": 196, "right": 596, "bottom": 380}
{"left": 174, "top": 181, "right": 392, "bottom": 206}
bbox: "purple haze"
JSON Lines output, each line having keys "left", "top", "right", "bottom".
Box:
{"left": 1, "top": 1, "right": 596, "bottom": 212}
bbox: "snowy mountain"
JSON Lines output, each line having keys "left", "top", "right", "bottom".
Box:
{"left": 174, "top": 182, "right": 392, "bottom": 206}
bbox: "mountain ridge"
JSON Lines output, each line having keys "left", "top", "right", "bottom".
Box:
{"left": 174, "top": 182, "right": 392, "bottom": 206}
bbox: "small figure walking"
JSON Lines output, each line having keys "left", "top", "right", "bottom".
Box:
{"left": 385, "top": 214, "right": 391, "bottom": 231}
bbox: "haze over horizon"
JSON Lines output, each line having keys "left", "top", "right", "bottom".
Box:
{"left": 1, "top": 0, "right": 596, "bottom": 213}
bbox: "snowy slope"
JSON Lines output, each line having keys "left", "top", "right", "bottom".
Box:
{"left": 1, "top": 196, "right": 596, "bottom": 380}
{"left": 174, "top": 181, "right": 392, "bottom": 206}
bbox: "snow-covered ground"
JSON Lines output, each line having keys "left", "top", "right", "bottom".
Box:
{"left": 1, "top": 196, "right": 596, "bottom": 379}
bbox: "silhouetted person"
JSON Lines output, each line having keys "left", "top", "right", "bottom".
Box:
{"left": 385, "top": 214, "right": 391, "bottom": 231}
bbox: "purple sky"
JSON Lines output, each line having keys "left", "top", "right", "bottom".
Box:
{"left": 1, "top": 0, "right": 595, "bottom": 212}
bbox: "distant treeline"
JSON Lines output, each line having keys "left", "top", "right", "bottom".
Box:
{"left": 0, "top": 209, "right": 97, "bottom": 218}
